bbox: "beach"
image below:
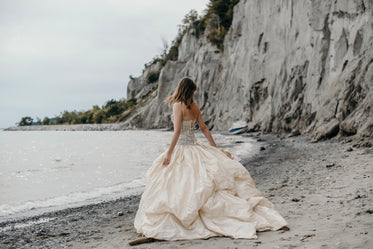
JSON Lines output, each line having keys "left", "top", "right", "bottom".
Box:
{"left": 1, "top": 132, "right": 372, "bottom": 249}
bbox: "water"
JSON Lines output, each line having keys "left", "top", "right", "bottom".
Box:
{"left": 0, "top": 130, "right": 258, "bottom": 222}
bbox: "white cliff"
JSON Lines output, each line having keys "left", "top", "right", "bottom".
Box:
{"left": 123, "top": 0, "right": 372, "bottom": 141}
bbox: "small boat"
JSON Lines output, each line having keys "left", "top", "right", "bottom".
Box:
{"left": 229, "top": 121, "right": 248, "bottom": 135}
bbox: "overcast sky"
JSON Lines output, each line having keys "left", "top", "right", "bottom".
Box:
{"left": 0, "top": 0, "right": 209, "bottom": 128}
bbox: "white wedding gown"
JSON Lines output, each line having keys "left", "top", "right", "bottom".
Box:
{"left": 134, "top": 119, "right": 288, "bottom": 240}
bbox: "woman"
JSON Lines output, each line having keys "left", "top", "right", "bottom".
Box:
{"left": 129, "top": 77, "right": 289, "bottom": 246}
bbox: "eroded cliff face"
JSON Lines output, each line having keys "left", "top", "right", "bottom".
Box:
{"left": 123, "top": 0, "right": 372, "bottom": 141}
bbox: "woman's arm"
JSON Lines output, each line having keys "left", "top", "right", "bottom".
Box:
{"left": 195, "top": 104, "right": 217, "bottom": 148}
{"left": 162, "top": 103, "right": 182, "bottom": 166}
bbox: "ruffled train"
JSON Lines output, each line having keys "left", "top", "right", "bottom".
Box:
{"left": 134, "top": 141, "right": 288, "bottom": 240}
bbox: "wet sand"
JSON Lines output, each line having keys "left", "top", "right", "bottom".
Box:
{"left": 1, "top": 133, "right": 372, "bottom": 249}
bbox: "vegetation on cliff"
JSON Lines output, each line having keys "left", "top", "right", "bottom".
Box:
{"left": 199, "top": 0, "right": 240, "bottom": 50}
{"left": 17, "top": 81, "right": 160, "bottom": 126}
{"left": 17, "top": 99, "right": 136, "bottom": 126}
{"left": 144, "top": 0, "right": 239, "bottom": 69}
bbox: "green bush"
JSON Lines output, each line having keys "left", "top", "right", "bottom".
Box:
{"left": 104, "top": 99, "right": 117, "bottom": 108}
{"left": 207, "top": 26, "right": 227, "bottom": 50}
{"left": 146, "top": 70, "right": 160, "bottom": 84}
{"left": 28, "top": 97, "right": 139, "bottom": 126}
{"left": 177, "top": 0, "right": 239, "bottom": 50}
{"left": 205, "top": 0, "right": 239, "bottom": 50}
{"left": 93, "top": 110, "right": 106, "bottom": 124}
{"left": 206, "top": 0, "right": 239, "bottom": 30}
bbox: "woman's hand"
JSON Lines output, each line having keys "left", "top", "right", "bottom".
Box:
{"left": 163, "top": 103, "right": 181, "bottom": 167}
{"left": 162, "top": 152, "right": 171, "bottom": 166}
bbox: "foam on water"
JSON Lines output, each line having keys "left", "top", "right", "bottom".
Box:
{"left": 0, "top": 217, "right": 54, "bottom": 232}
{"left": 0, "top": 177, "right": 145, "bottom": 217}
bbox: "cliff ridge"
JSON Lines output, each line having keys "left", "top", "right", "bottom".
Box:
{"left": 123, "top": 0, "right": 372, "bottom": 141}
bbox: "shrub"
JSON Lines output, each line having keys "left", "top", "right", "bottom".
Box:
{"left": 207, "top": 26, "right": 227, "bottom": 50}
{"left": 104, "top": 99, "right": 117, "bottom": 108}
{"left": 146, "top": 70, "right": 160, "bottom": 84}
{"left": 93, "top": 110, "right": 106, "bottom": 124}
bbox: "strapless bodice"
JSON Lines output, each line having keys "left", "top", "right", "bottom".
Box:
{"left": 174, "top": 119, "right": 198, "bottom": 145}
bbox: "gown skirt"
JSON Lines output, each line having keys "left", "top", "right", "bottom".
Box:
{"left": 133, "top": 130, "right": 289, "bottom": 241}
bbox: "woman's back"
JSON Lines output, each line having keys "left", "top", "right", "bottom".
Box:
{"left": 178, "top": 101, "right": 199, "bottom": 121}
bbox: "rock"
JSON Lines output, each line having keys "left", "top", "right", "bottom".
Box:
{"left": 352, "top": 141, "right": 372, "bottom": 148}
{"left": 353, "top": 194, "right": 367, "bottom": 199}
{"left": 343, "top": 139, "right": 353, "bottom": 143}
{"left": 288, "top": 130, "right": 301, "bottom": 138}
{"left": 117, "top": 211, "right": 124, "bottom": 216}
{"left": 127, "top": 62, "right": 161, "bottom": 100}
{"left": 260, "top": 146, "right": 266, "bottom": 151}
{"left": 300, "top": 233, "right": 316, "bottom": 241}
{"left": 311, "top": 119, "right": 340, "bottom": 142}
{"left": 121, "top": 0, "right": 372, "bottom": 142}
{"left": 340, "top": 122, "right": 357, "bottom": 136}
{"left": 247, "top": 122, "right": 260, "bottom": 132}
{"left": 359, "top": 141, "right": 372, "bottom": 148}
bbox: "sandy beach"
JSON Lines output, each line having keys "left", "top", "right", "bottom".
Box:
{"left": 1, "top": 132, "right": 372, "bottom": 249}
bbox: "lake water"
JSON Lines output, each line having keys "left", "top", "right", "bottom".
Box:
{"left": 0, "top": 130, "right": 258, "bottom": 222}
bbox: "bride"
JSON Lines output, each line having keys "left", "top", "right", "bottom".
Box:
{"left": 129, "top": 77, "right": 289, "bottom": 245}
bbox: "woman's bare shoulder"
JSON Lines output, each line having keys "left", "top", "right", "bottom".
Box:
{"left": 172, "top": 102, "right": 182, "bottom": 108}
{"left": 192, "top": 101, "right": 201, "bottom": 111}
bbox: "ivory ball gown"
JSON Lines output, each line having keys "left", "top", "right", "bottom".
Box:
{"left": 133, "top": 119, "right": 288, "bottom": 240}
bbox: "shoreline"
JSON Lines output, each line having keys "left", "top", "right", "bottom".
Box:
{"left": 0, "top": 133, "right": 372, "bottom": 248}
{"left": 0, "top": 129, "right": 253, "bottom": 224}
{"left": 4, "top": 123, "right": 132, "bottom": 131}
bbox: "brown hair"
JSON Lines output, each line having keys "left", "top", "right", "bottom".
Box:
{"left": 164, "top": 77, "right": 197, "bottom": 109}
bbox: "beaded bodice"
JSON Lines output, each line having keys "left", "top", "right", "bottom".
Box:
{"left": 177, "top": 120, "right": 198, "bottom": 145}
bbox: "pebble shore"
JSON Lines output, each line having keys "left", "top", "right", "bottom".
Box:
{"left": 0, "top": 132, "right": 372, "bottom": 249}
{"left": 4, "top": 123, "right": 129, "bottom": 131}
